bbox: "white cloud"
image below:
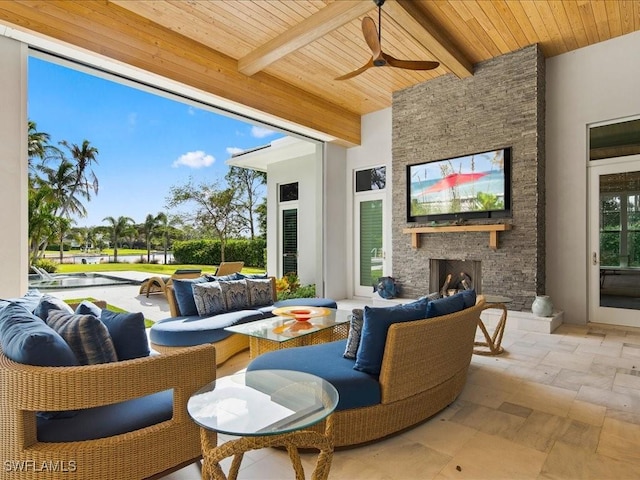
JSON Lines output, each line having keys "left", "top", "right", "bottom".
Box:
{"left": 187, "top": 106, "right": 196, "bottom": 116}
{"left": 251, "top": 126, "right": 276, "bottom": 138}
{"left": 127, "top": 112, "right": 137, "bottom": 126}
{"left": 172, "top": 150, "right": 215, "bottom": 169}
{"left": 226, "top": 147, "right": 244, "bottom": 156}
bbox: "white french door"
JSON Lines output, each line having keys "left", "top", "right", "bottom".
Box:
{"left": 588, "top": 156, "right": 640, "bottom": 326}
{"left": 354, "top": 192, "right": 386, "bottom": 297}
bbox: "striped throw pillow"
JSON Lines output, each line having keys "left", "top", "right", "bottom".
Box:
{"left": 46, "top": 311, "right": 118, "bottom": 365}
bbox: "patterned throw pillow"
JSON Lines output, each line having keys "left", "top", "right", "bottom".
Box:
{"left": 246, "top": 279, "right": 274, "bottom": 307}
{"left": 46, "top": 310, "right": 118, "bottom": 365}
{"left": 343, "top": 308, "right": 364, "bottom": 359}
{"left": 219, "top": 280, "right": 250, "bottom": 311}
{"left": 193, "top": 282, "right": 227, "bottom": 316}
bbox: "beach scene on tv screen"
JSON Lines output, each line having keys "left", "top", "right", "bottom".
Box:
{"left": 409, "top": 149, "right": 506, "bottom": 217}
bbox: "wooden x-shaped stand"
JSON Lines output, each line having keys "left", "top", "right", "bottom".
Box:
{"left": 474, "top": 302, "right": 508, "bottom": 355}
{"left": 199, "top": 416, "right": 334, "bottom": 480}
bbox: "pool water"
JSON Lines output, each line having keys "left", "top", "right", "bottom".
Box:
{"left": 28, "top": 273, "right": 138, "bottom": 290}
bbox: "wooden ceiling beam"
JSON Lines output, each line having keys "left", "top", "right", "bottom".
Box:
{"left": 0, "top": 1, "right": 361, "bottom": 146}
{"left": 387, "top": 0, "right": 474, "bottom": 78}
{"left": 239, "top": 0, "right": 374, "bottom": 76}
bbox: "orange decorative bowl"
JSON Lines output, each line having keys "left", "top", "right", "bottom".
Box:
{"left": 289, "top": 308, "right": 312, "bottom": 321}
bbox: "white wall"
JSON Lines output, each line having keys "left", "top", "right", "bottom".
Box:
{"left": 266, "top": 149, "right": 321, "bottom": 288}
{"left": 346, "top": 108, "right": 393, "bottom": 297}
{"left": 324, "top": 143, "right": 347, "bottom": 300}
{"left": 0, "top": 35, "right": 28, "bottom": 296}
{"left": 546, "top": 30, "right": 640, "bottom": 324}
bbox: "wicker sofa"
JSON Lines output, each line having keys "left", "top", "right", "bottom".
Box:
{"left": 248, "top": 295, "right": 486, "bottom": 448}
{"left": 150, "top": 275, "right": 337, "bottom": 365}
{"left": 0, "top": 298, "right": 216, "bottom": 480}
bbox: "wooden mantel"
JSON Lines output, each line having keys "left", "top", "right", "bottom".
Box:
{"left": 403, "top": 224, "right": 512, "bottom": 250}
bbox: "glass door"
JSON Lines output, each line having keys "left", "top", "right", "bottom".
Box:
{"left": 354, "top": 194, "right": 385, "bottom": 297}
{"left": 589, "top": 156, "right": 640, "bottom": 326}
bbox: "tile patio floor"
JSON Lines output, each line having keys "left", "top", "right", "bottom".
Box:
{"left": 48, "top": 280, "right": 640, "bottom": 479}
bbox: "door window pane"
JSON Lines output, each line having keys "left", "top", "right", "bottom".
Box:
{"left": 359, "top": 200, "right": 382, "bottom": 287}
{"left": 279, "top": 183, "right": 298, "bottom": 202}
{"left": 590, "top": 118, "right": 640, "bottom": 160}
{"left": 355, "top": 167, "right": 386, "bottom": 192}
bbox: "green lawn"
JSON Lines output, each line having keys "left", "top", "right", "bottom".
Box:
{"left": 63, "top": 297, "right": 155, "bottom": 328}
{"left": 56, "top": 263, "right": 265, "bottom": 276}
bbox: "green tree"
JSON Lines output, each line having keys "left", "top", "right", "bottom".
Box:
{"left": 28, "top": 185, "right": 58, "bottom": 264}
{"left": 102, "top": 216, "right": 135, "bottom": 262}
{"left": 225, "top": 166, "right": 266, "bottom": 239}
{"left": 142, "top": 213, "right": 165, "bottom": 263}
{"left": 28, "top": 120, "right": 61, "bottom": 174}
{"left": 58, "top": 139, "right": 99, "bottom": 218}
{"left": 53, "top": 216, "right": 73, "bottom": 262}
{"left": 167, "top": 179, "right": 240, "bottom": 262}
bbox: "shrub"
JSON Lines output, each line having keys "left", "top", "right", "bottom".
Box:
{"left": 34, "top": 258, "right": 58, "bottom": 273}
{"left": 275, "top": 272, "right": 315, "bottom": 300}
{"left": 172, "top": 238, "right": 266, "bottom": 268}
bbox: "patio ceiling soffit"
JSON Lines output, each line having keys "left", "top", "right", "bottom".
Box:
{"left": 238, "top": 0, "right": 473, "bottom": 79}
{"left": 0, "top": 1, "right": 361, "bottom": 147}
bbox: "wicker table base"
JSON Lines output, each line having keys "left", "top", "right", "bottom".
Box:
{"left": 474, "top": 302, "right": 507, "bottom": 355}
{"left": 248, "top": 324, "right": 349, "bottom": 358}
{"left": 199, "top": 416, "right": 334, "bottom": 480}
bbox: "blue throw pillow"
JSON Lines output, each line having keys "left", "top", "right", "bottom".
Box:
{"left": 0, "top": 289, "right": 43, "bottom": 313}
{"left": 204, "top": 273, "right": 242, "bottom": 282}
{"left": 33, "top": 295, "right": 74, "bottom": 321}
{"left": 461, "top": 289, "right": 477, "bottom": 308}
{"left": 0, "top": 303, "right": 78, "bottom": 366}
{"left": 75, "top": 300, "right": 102, "bottom": 317}
{"left": 354, "top": 298, "right": 428, "bottom": 375}
{"left": 100, "top": 310, "right": 150, "bottom": 361}
{"left": 237, "top": 272, "right": 268, "bottom": 279}
{"left": 172, "top": 277, "right": 208, "bottom": 316}
{"left": 426, "top": 293, "right": 465, "bottom": 318}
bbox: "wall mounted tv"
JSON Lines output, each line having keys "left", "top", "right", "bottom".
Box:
{"left": 406, "top": 147, "right": 511, "bottom": 223}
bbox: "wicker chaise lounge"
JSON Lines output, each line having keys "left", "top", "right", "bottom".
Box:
{"left": 139, "top": 268, "right": 202, "bottom": 297}
{"left": 248, "top": 296, "right": 486, "bottom": 448}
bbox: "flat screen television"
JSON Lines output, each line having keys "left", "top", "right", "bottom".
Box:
{"left": 406, "top": 147, "right": 511, "bottom": 223}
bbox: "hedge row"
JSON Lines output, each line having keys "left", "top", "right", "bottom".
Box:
{"left": 172, "top": 238, "right": 266, "bottom": 268}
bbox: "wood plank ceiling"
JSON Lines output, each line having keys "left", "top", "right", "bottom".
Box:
{"left": 0, "top": 1, "right": 639, "bottom": 146}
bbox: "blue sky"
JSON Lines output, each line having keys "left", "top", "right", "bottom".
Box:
{"left": 28, "top": 57, "right": 283, "bottom": 227}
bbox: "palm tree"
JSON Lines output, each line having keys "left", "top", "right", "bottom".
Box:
{"left": 28, "top": 120, "right": 61, "bottom": 174}
{"left": 103, "top": 216, "right": 134, "bottom": 262}
{"left": 59, "top": 139, "right": 99, "bottom": 218}
{"left": 156, "top": 212, "right": 181, "bottom": 264}
{"left": 43, "top": 159, "right": 89, "bottom": 218}
{"left": 53, "top": 216, "right": 73, "bottom": 262}
{"left": 143, "top": 213, "right": 163, "bottom": 263}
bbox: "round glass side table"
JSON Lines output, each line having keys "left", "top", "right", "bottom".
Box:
{"left": 188, "top": 369, "right": 339, "bottom": 480}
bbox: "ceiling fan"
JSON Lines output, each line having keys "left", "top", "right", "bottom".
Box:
{"left": 335, "top": 0, "right": 439, "bottom": 81}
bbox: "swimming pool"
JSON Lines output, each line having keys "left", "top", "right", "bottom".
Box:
{"left": 28, "top": 273, "right": 139, "bottom": 290}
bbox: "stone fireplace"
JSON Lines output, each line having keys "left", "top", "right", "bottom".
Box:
{"left": 391, "top": 45, "right": 545, "bottom": 311}
{"left": 430, "top": 259, "right": 482, "bottom": 296}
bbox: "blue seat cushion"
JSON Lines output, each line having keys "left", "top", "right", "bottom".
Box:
{"left": 273, "top": 298, "right": 338, "bottom": 309}
{"left": 247, "top": 340, "right": 381, "bottom": 411}
{"left": 37, "top": 389, "right": 173, "bottom": 442}
{"left": 150, "top": 310, "right": 265, "bottom": 347}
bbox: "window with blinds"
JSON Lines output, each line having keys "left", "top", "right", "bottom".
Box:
{"left": 282, "top": 208, "right": 298, "bottom": 274}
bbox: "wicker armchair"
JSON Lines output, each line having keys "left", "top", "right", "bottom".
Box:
{"left": 0, "top": 341, "right": 216, "bottom": 479}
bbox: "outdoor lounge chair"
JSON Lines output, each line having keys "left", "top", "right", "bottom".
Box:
{"left": 139, "top": 268, "right": 202, "bottom": 298}
{"left": 214, "top": 261, "right": 244, "bottom": 276}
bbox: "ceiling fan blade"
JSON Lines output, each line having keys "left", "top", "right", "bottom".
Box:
{"left": 382, "top": 52, "right": 439, "bottom": 71}
{"left": 362, "top": 16, "right": 381, "bottom": 59}
{"left": 335, "top": 58, "right": 375, "bottom": 81}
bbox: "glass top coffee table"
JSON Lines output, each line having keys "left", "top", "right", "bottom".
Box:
{"left": 188, "top": 369, "right": 339, "bottom": 480}
{"left": 225, "top": 307, "right": 351, "bottom": 358}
